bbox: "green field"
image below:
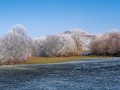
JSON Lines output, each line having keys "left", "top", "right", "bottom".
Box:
{"left": 21, "top": 56, "right": 109, "bottom": 64}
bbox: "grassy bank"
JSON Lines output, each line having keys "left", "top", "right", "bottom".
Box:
{"left": 21, "top": 56, "right": 109, "bottom": 64}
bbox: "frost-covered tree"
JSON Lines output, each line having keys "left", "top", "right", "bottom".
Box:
{"left": 43, "top": 34, "right": 59, "bottom": 56}
{"left": 32, "top": 38, "right": 46, "bottom": 56}
{"left": 63, "top": 29, "right": 94, "bottom": 51}
{"left": 59, "top": 34, "right": 77, "bottom": 56}
{"left": 71, "top": 30, "right": 83, "bottom": 55}
{"left": 44, "top": 34, "right": 77, "bottom": 56}
{"left": 0, "top": 24, "right": 32, "bottom": 64}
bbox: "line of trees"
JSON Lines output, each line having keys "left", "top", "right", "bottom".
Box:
{"left": 32, "top": 30, "right": 91, "bottom": 57}
{"left": 2, "top": 24, "right": 120, "bottom": 64}
{"left": 32, "top": 34, "right": 77, "bottom": 57}
{"left": 1, "top": 24, "right": 90, "bottom": 64}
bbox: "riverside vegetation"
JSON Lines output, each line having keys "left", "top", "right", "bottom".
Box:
{"left": 0, "top": 24, "right": 119, "bottom": 65}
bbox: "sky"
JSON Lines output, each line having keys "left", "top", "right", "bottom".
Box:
{"left": 0, "top": 0, "right": 120, "bottom": 37}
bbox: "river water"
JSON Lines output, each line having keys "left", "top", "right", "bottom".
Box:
{"left": 0, "top": 58, "right": 120, "bottom": 90}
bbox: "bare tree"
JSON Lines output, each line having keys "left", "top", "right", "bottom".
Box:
{"left": 90, "top": 31, "right": 120, "bottom": 55}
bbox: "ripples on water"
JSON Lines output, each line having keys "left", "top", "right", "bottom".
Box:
{"left": 0, "top": 58, "right": 120, "bottom": 90}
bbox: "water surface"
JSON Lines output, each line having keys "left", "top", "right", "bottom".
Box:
{"left": 0, "top": 58, "right": 120, "bottom": 90}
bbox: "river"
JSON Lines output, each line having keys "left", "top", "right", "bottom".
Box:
{"left": 0, "top": 58, "right": 120, "bottom": 90}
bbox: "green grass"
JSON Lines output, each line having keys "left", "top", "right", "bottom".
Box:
{"left": 21, "top": 56, "right": 109, "bottom": 64}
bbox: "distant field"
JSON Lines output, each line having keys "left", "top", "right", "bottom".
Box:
{"left": 21, "top": 56, "right": 110, "bottom": 64}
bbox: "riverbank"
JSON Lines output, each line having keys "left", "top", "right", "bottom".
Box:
{"left": 21, "top": 56, "right": 110, "bottom": 65}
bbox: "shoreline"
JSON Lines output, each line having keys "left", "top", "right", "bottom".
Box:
{"left": 0, "top": 57, "right": 120, "bottom": 67}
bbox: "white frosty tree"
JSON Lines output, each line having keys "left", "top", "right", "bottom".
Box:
{"left": 43, "top": 34, "right": 77, "bottom": 57}
{"left": 71, "top": 30, "right": 83, "bottom": 55}
{"left": 0, "top": 24, "right": 32, "bottom": 64}
{"left": 32, "top": 38, "right": 46, "bottom": 56}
